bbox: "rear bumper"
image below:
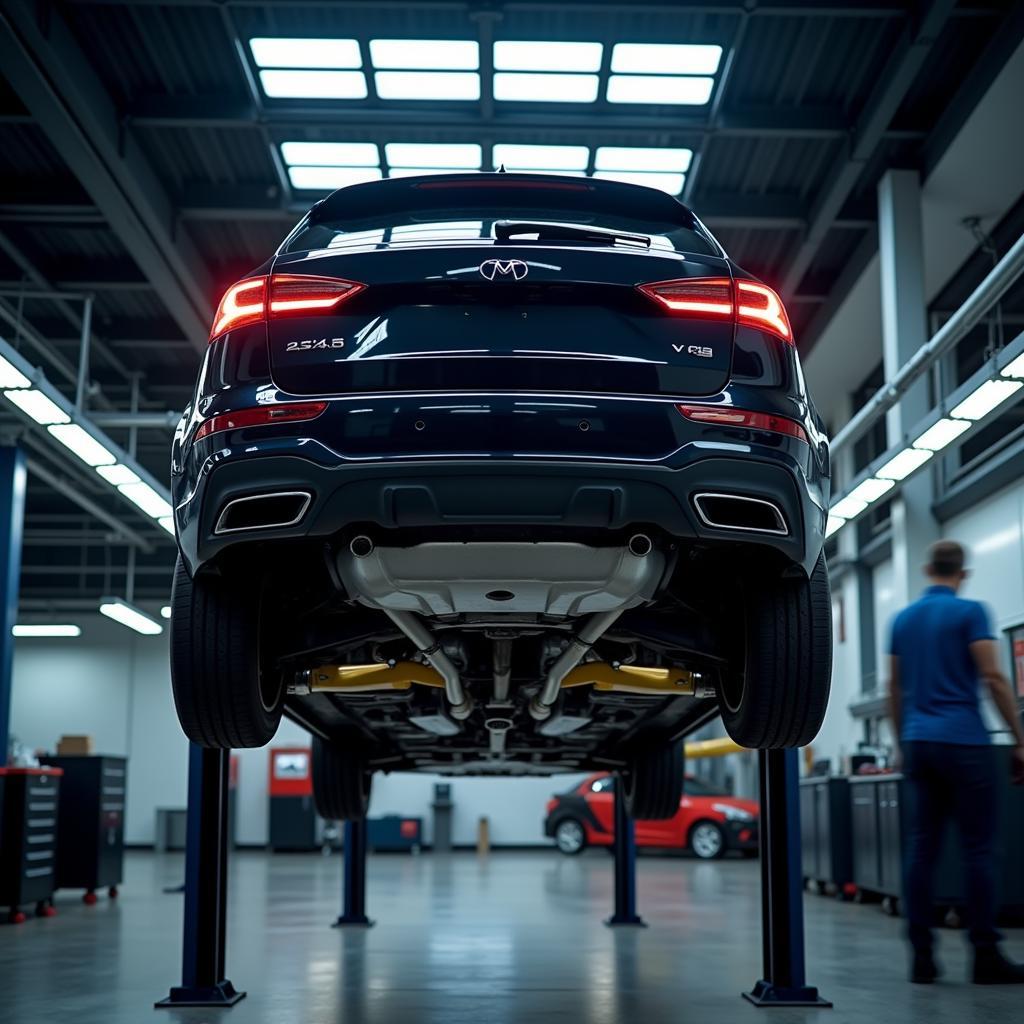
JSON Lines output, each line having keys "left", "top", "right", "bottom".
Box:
{"left": 172, "top": 394, "right": 827, "bottom": 576}
{"left": 725, "top": 818, "right": 760, "bottom": 851}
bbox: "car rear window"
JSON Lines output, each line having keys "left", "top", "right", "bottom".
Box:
{"left": 283, "top": 174, "right": 721, "bottom": 257}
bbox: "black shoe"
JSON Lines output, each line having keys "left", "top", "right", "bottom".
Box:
{"left": 911, "top": 952, "right": 940, "bottom": 984}
{"left": 973, "top": 947, "right": 1024, "bottom": 984}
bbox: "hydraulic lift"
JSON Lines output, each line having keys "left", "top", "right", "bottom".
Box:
{"left": 156, "top": 745, "right": 830, "bottom": 1010}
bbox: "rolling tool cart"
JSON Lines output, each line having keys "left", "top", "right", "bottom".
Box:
{"left": 0, "top": 767, "right": 62, "bottom": 923}
{"left": 40, "top": 755, "right": 126, "bottom": 904}
{"left": 800, "top": 776, "right": 854, "bottom": 898}
{"left": 367, "top": 816, "right": 422, "bottom": 852}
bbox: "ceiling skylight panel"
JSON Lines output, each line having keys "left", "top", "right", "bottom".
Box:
{"left": 592, "top": 170, "right": 686, "bottom": 195}
{"left": 385, "top": 143, "right": 482, "bottom": 169}
{"left": 288, "top": 166, "right": 383, "bottom": 190}
{"left": 369, "top": 39, "right": 479, "bottom": 69}
{"left": 259, "top": 70, "right": 367, "bottom": 99}
{"left": 594, "top": 147, "right": 693, "bottom": 172}
{"left": 493, "top": 41, "right": 603, "bottom": 72}
{"left": 280, "top": 142, "right": 380, "bottom": 167}
{"left": 250, "top": 38, "right": 362, "bottom": 69}
{"left": 375, "top": 71, "right": 480, "bottom": 100}
{"left": 493, "top": 73, "right": 599, "bottom": 103}
{"left": 606, "top": 75, "right": 714, "bottom": 105}
{"left": 610, "top": 43, "right": 722, "bottom": 75}
{"left": 492, "top": 144, "right": 589, "bottom": 171}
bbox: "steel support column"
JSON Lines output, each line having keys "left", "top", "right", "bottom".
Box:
{"left": 744, "top": 749, "right": 830, "bottom": 1008}
{"left": 605, "top": 772, "right": 646, "bottom": 927}
{"left": 0, "top": 446, "right": 25, "bottom": 761}
{"left": 156, "top": 745, "right": 245, "bottom": 1008}
{"left": 332, "top": 819, "right": 374, "bottom": 928}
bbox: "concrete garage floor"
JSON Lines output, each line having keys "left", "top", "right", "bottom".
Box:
{"left": 1, "top": 851, "right": 1021, "bottom": 1024}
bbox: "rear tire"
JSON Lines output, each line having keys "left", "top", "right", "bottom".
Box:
{"left": 312, "top": 736, "right": 372, "bottom": 821}
{"left": 719, "top": 552, "right": 832, "bottom": 749}
{"left": 622, "top": 739, "right": 684, "bottom": 820}
{"left": 170, "top": 557, "right": 283, "bottom": 748}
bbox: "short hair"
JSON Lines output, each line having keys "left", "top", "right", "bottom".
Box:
{"left": 927, "top": 540, "right": 966, "bottom": 577}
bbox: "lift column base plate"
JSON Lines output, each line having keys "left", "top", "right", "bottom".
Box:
{"left": 155, "top": 980, "right": 246, "bottom": 1008}
{"left": 743, "top": 980, "right": 832, "bottom": 1008}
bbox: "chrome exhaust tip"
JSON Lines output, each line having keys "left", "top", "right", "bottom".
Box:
{"left": 214, "top": 491, "right": 312, "bottom": 535}
{"left": 692, "top": 492, "right": 788, "bottom": 536}
{"left": 627, "top": 533, "right": 653, "bottom": 557}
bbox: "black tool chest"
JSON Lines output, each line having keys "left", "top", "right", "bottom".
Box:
{"left": 0, "top": 767, "right": 62, "bottom": 922}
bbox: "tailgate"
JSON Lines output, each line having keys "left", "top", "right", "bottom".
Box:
{"left": 267, "top": 244, "right": 734, "bottom": 397}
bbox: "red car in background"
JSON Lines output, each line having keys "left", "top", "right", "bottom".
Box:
{"left": 545, "top": 773, "right": 759, "bottom": 859}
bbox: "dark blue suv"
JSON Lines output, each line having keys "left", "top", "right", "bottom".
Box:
{"left": 169, "top": 173, "right": 831, "bottom": 821}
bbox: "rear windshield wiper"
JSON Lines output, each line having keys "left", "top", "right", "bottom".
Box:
{"left": 493, "top": 220, "right": 651, "bottom": 248}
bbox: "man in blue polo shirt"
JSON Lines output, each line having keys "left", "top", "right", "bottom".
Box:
{"left": 887, "top": 540, "right": 1024, "bottom": 985}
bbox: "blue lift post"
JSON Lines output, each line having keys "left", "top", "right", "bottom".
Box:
{"left": 0, "top": 446, "right": 26, "bottom": 764}
{"left": 333, "top": 818, "right": 374, "bottom": 927}
{"left": 744, "top": 748, "right": 831, "bottom": 1008}
{"left": 605, "top": 771, "right": 646, "bottom": 927}
{"left": 156, "top": 744, "right": 245, "bottom": 1008}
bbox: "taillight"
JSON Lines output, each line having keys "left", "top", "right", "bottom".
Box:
{"left": 638, "top": 277, "right": 792, "bottom": 343}
{"left": 193, "top": 401, "right": 328, "bottom": 442}
{"left": 677, "top": 404, "right": 808, "bottom": 443}
{"left": 209, "top": 274, "right": 364, "bottom": 341}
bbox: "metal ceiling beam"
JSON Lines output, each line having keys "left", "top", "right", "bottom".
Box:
{"left": 0, "top": 3, "right": 212, "bottom": 352}
{"left": 779, "top": 0, "right": 957, "bottom": 296}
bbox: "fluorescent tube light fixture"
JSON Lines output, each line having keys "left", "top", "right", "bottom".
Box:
{"left": 825, "top": 515, "right": 846, "bottom": 539}
{"left": 280, "top": 142, "right": 379, "bottom": 167}
{"left": 829, "top": 494, "right": 867, "bottom": 521}
{"left": 493, "top": 41, "right": 603, "bottom": 72}
{"left": 4, "top": 389, "right": 70, "bottom": 425}
{"left": 876, "top": 447, "right": 933, "bottom": 482}
{"left": 592, "top": 170, "right": 685, "bottom": 195}
{"left": 118, "top": 481, "right": 173, "bottom": 519}
{"left": 374, "top": 71, "right": 480, "bottom": 100}
{"left": 250, "top": 38, "right": 361, "bottom": 69}
{"left": 949, "top": 378, "right": 1023, "bottom": 422}
{"left": 607, "top": 75, "right": 714, "bottom": 105}
{"left": 845, "top": 477, "right": 895, "bottom": 506}
{"left": 259, "top": 70, "right": 368, "bottom": 99}
{"left": 369, "top": 39, "right": 479, "bottom": 70}
{"left": 47, "top": 424, "right": 116, "bottom": 467}
{"left": 160, "top": 606, "right": 172, "bottom": 620}
{"left": 0, "top": 354, "right": 29, "bottom": 389}
{"left": 99, "top": 599, "right": 163, "bottom": 636}
{"left": 610, "top": 43, "right": 723, "bottom": 75}
{"left": 158, "top": 516, "right": 175, "bottom": 536}
{"left": 1002, "top": 352, "right": 1024, "bottom": 378}
{"left": 493, "top": 73, "right": 599, "bottom": 103}
{"left": 13, "top": 624, "right": 81, "bottom": 638}
{"left": 96, "top": 464, "right": 140, "bottom": 486}
{"left": 912, "top": 417, "right": 971, "bottom": 452}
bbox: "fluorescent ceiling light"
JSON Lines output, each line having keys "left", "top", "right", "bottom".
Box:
{"left": 259, "top": 70, "right": 367, "bottom": 99}
{"left": 47, "top": 424, "right": 116, "bottom": 467}
{"left": 607, "top": 75, "right": 714, "bottom": 105}
{"left": 492, "top": 143, "right": 589, "bottom": 171}
{"left": 1002, "top": 352, "right": 1024, "bottom": 378}
{"left": 118, "top": 481, "right": 172, "bottom": 519}
{"left": 611, "top": 43, "right": 722, "bottom": 75}
{"left": 595, "top": 147, "right": 692, "bottom": 172}
{"left": 593, "top": 170, "right": 685, "bottom": 194}
{"left": 96, "top": 463, "right": 140, "bottom": 486}
{"left": 493, "top": 40, "right": 603, "bottom": 72}
{"left": 949, "top": 378, "right": 1023, "bottom": 421}
{"left": 0, "top": 355, "right": 29, "bottom": 389}
{"left": 250, "top": 38, "right": 361, "bottom": 69}
{"left": 160, "top": 606, "right": 172, "bottom": 620}
{"left": 288, "top": 166, "right": 382, "bottom": 190}
{"left": 493, "top": 73, "right": 599, "bottom": 103}
{"left": 845, "top": 477, "right": 895, "bottom": 506}
{"left": 830, "top": 494, "right": 867, "bottom": 520}
{"left": 385, "top": 143, "right": 481, "bottom": 168}
{"left": 4, "top": 389, "right": 70, "bottom": 425}
{"left": 158, "top": 516, "right": 175, "bottom": 535}
{"left": 280, "top": 142, "right": 379, "bottom": 167}
{"left": 369, "top": 39, "right": 479, "bottom": 70}
{"left": 825, "top": 515, "right": 846, "bottom": 539}
{"left": 374, "top": 71, "right": 480, "bottom": 100}
{"left": 912, "top": 417, "right": 971, "bottom": 452}
{"left": 876, "top": 447, "right": 934, "bottom": 482}
{"left": 99, "top": 598, "right": 163, "bottom": 636}
{"left": 13, "top": 624, "right": 81, "bottom": 638}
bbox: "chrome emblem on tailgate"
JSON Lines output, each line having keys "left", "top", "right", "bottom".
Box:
{"left": 479, "top": 259, "right": 528, "bottom": 281}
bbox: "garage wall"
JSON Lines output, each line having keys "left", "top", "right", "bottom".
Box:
{"left": 8, "top": 624, "right": 583, "bottom": 847}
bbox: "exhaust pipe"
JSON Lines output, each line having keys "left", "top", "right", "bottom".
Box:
{"left": 383, "top": 609, "right": 473, "bottom": 720}
{"left": 492, "top": 638, "right": 512, "bottom": 703}
{"left": 486, "top": 717, "right": 513, "bottom": 757}
{"left": 529, "top": 608, "right": 624, "bottom": 721}
{"left": 214, "top": 491, "right": 312, "bottom": 534}
{"left": 693, "top": 492, "right": 788, "bottom": 536}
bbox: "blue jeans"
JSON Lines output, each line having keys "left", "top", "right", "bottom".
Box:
{"left": 902, "top": 740, "right": 999, "bottom": 953}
